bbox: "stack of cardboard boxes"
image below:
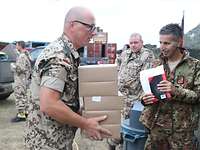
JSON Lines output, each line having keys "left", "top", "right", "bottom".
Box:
{"left": 79, "top": 64, "right": 123, "bottom": 139}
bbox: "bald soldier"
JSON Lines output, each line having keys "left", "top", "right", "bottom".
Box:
{"left": 25, "top": 6, "right": 111, "bottom": 150}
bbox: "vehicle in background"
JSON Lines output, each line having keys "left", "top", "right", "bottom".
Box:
{"left": 29, "top": 46, "right": 45, "bottom": 67}
{"left": 29, "top": 46, "right": 88, "bottom": 67}
{"left": 29, "top": 46, "right": 90, "bottom": 66}
{"left": 11, "top": 41, "right": 49, "bottom": 51}
{"left": 0, "top": 52, "right": 15, "bottom": 100}
{"left": 29, "top": 43, "right": 117, "bottom": 67}
{"left": 25, "top": 41, "right": 49, "bottom": 51}
{"left": 0, "top": 52, "right": 8, "bottom": 61}
{"left": 0, "top": 42, "right": 49, "bottom": 100}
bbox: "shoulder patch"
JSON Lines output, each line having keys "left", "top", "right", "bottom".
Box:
{"left": 176, "top": 75, "right": 185, "bottom": 84}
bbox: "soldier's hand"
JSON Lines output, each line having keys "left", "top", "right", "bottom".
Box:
{"left": 83, "top": 115, "right": 112, "bottom": 140}
{"left": 157, "top": 80, "right": 175, "bottom": 95}
{"left": 141, "top": 93, "right": 158, "bottom": 105}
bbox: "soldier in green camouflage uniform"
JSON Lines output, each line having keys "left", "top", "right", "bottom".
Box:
{"left": 140, "top": 23, "right": 200, "bottom": 150}
{"left": 25, "top": 6, "right": 111, "bottom": 150}
{"left": 11, "top": 41, "right": 31, "bottom": 122}
{"left": 108, "top": 33, "right": 155, "bottom": 150}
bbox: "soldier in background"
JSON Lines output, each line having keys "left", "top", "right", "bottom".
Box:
{"left": 25, "top": 6, "right": 111, "bottom": 150}
{"left": 140, "top": 23, "right": 200, "bottom": 149}
{"left": 123, "top": 44, "right": 130, "bottom": 51}
{"left": 108, "top": 33, "right": 155, "bottom": 150}
{"left": 115, "top": 44, "right": 130, "bottom": 71}
{"left": 119, "top": 33, "right": 155, "bottom": 120}
{"left": 11, "top": 41, "right": 31, "bottom": 122}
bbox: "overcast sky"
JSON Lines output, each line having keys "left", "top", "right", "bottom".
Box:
{"left": 0, "top": 0, "right": 200, "bottom": 49}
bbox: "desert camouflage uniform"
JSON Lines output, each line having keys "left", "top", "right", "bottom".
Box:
{"left": 115, "top": 50, "right": 123, "bottom": 71}
{"left": 118, "top": 47, "right": 155, "bottom": 119}
{"left": 25, "top": 34, "right": 79, "bottom": 150}
{"left": 107, "top": 48, "right": 154, "bottom": 149}
{"left": 140, "top": 52, "right": 200, "bottom": 150}
{"left": 13, "top": 50, "right": 31, "bottom": 113}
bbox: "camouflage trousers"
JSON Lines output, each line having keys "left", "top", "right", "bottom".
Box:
{"left": 145, "top": 125, "right": 197, "bottom": 150}
{"left": 25, "top": 100, "right": 77, "bottom": 150}
{"left": 13, "top": 83, "right": 29, "bottom": 113}
{"left": 25, "top": 126, "right": 77, "bottom": 150}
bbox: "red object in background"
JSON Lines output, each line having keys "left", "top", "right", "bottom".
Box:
{"left": 105, "top": 43, "right": 117, "bottom": 64}
{"left": 109, "top": 59, "right": 115, "bottom": 64}
{"left": 84, "top": 43, "right": 117, "bottom": 64}
{"left": 106, "top": 43, "right": 117, "bottom": 60}
{"left": 87, "top": 43, "right": 102, "bottom": 58}
{"left": 109, "top": 53, "right": 116, "bottom": 59}
{"left": 97, "top": 60, "right": 104, "bottom": 64}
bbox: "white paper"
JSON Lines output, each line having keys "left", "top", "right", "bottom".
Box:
{"left": 92, "top": 96, "right": 101, "bottom": 102}
{"left": 140, "top": 65, "right": 164, "bottom": 94}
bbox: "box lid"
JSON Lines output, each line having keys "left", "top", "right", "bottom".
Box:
{"left": 78, "top": 64, "right": 117, "bottom": 82}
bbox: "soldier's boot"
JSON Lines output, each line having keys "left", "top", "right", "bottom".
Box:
{"left": 11, "top": 112, "right": 26, "bottom": 123}
{"left": 25, "top": 111, "right": 29, "bottom": 118}
{"left": 108, "top": 145, "right": 116, "bottom": 150}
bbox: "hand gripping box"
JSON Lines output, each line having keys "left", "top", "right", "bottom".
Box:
{"left": 78, "top": 64, "right": 118, "bottom": 96}
{"left": 82, "top": 110, "right": 122, "bottom": 139}
{"left": 82, "top": 124, "right": 121, "bottom": 139}
{"left": 82, "top": 96, "right": 123, "bottom": 139}
{"left": 82, "top": 110, "right": 121, "bottom": 125}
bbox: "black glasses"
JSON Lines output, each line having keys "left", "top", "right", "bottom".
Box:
{"left": 73, "top": 20, "right": 96, "bottom": 32}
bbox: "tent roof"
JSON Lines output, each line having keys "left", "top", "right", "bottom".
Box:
{"left": 1, "top": 43, "right": 18, "bottom": 61}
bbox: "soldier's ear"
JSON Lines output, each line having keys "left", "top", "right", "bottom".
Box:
{"left": 177, "top": 37, "right": 183, "bottom": 48}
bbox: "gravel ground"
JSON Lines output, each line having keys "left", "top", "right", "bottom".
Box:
{"left": 1, "top": 94, "right": 199, "bottom": 150}
{"left": 0, "top": 94, "right": 110, "bottom": 150}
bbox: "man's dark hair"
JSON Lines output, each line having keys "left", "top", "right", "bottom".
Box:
{"left": 124, "top": 44, "right": 130, "bottom": 49}
{"left": 159, "top": 23, "right": 183, "bottom": 39}
{"left": 116, "top": 49, "right": 123, "bottom": 54}
{"left": 16, "top": 41, "right": 26, "bottom": 49}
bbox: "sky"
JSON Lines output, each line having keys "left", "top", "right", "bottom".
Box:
{"left": 0, "top": 0, "right": 200, "bottom": 49}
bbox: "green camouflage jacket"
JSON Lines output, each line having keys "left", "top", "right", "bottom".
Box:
{"left": 140, "top": 52, "right": 200, "bottom": 132}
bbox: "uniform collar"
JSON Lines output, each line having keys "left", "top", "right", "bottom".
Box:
{"left": 127, "top": 47, "right": 144, "bottom": 58}
{"left": 61, "top": 34, "right": 80, "bottom": 59}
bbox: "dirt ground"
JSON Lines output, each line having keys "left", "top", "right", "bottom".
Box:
{"left": 1, "top": 94, "right": 200, "bottom": 150}
{"left": 0, "top": 94, "right": 110, "bottom": 150}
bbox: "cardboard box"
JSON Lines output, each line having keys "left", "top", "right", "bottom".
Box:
{"left": 82, "top": 110, "right": 121, "bottom": 125}
{"left": 78, "top": 64, "right": 117, "bottom": 82}
{"left": 83, "top": 96, "right": 123, "bottom": 111}
{"left": 79, "top": 81, "right": 118, "bottom": 96}
{"left": 81, "top": 124, "right": 121, "bottom": 139}
{"left": 101, "top": 124, "right": 121, "bottom": 139}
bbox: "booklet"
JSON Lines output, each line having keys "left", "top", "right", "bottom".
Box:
{"left": 140, "top": 65, "right": 171, "bottom": 100}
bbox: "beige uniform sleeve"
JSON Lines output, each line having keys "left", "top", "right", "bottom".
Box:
{"left": 40, "top": 76, "right": 65, "bottom": 92}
